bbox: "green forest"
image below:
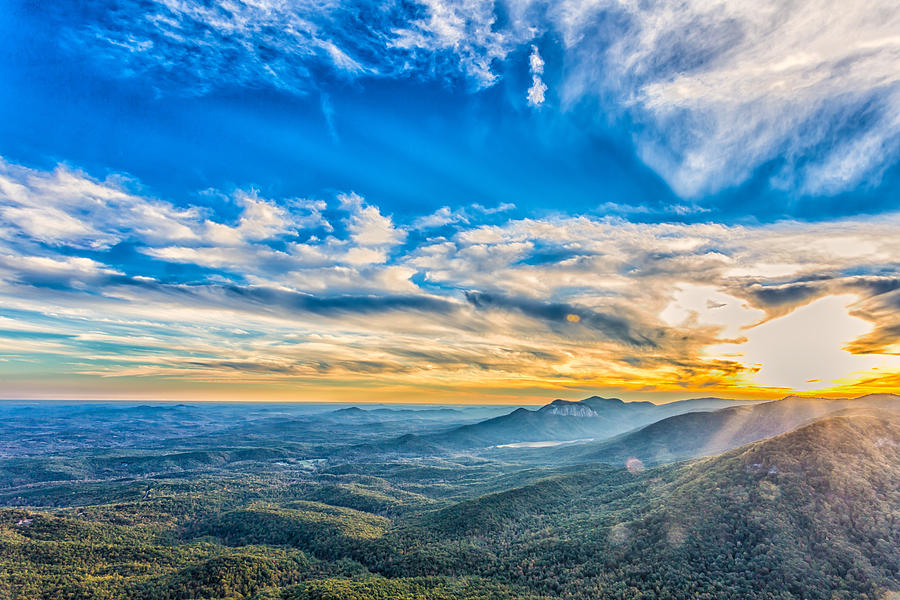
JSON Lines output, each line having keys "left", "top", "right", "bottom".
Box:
{"left": 2, "top": 398, "right": 900, "bottom": 599}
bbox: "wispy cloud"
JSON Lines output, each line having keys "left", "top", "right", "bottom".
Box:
{"left": 389, "top": 0, "right": 520, "bottom": 88}
{"left": 569, "top": 0, "right": 900, "bottom": 196}
{"left": 412, "top": 202, "right": 515, "bottom": 230}
{"left": 69, "top": 0, "right": 526, "bottom": 94}
{"left": 56, "top": 0, "right": 900, "bottom": 198}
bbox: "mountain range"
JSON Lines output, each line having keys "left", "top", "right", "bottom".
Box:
{"left": 541, "top": 392, "right": 900, "bottom": 466}
{"left": 400, "top": 409, "right": 900, "bottom": 599}
{"left": 3, "top": 395, "right": 900, "bottom": 599}
{"left": 345, "top": 396, "right": 749, "bottom": 456}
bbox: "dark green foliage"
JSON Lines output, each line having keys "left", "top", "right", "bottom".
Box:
{"left": 135, "top": 551, "right": 313, "bottom": 600}
{"left": 279, "top": 576, "right": 543, "bottom": 600}
{"left": 2, "top": 400, "right": 900, "bottom": 600}
{"left": 188, "top": 502, "right": 388, "bottom": 559}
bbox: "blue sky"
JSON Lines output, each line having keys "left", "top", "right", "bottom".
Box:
{"left": 0, "top": 0, "right": 898, "bottom": 402}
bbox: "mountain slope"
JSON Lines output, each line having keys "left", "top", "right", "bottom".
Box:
{"left": 420, "top": 396, "right": 746, "bottom": 450}
{"left": 390, "top": 410, "right": 900, "bottom": 599}
{"left": 548, "top": 393, "right": 900, "bottom": 466}
{"left": 625, "top": 410, "right": 900, "bottom": 599}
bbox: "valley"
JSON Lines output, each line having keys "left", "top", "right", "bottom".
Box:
{"left": 2, "top": 395, "right": 899, "bottom": 599}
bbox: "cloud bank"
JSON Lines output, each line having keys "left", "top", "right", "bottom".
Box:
{"left": 1, "top": 158, "right": 898, "bottom": 401}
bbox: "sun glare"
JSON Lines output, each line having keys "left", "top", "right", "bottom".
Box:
{"left": 709, "top": 294, "right": 900, "bottom": 391}
{"left": 661, "top": 284, "right": 764, "bottom": 339}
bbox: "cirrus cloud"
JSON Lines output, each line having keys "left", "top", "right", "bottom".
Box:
{"left": 50, "top": 0, "right": 900, "bottom": 197}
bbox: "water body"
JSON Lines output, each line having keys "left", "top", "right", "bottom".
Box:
{"left": 495, "top": 439, "right": 595, "bottom": 448}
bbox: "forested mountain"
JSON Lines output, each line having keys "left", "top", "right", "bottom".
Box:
{"left": 351, "top": 396, "right": 747, "bottom": 454}
{"left": 2, "top": 399, "right": 900, "bottom": 599}
{"left": 381, "top": 409, "right": 900, "bottom": 599}
{"left": 545, "top": 393, "right": 900, "bottom": 466}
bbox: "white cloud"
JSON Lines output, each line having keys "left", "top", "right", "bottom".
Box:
{"left": 61, "top": 0, "right": 900, "bottom": 196}
{"left": 527, "top": 44, "right": 547, "bottom": 106}
{"left": 1, "top": 205, "right": 97, "bottom": 244}
{"left": 0, "top": 159, "right": 333, "bottom": 254}
{"left": 414, "top": 206, "right": 460, "bottom": 229}
{"left": 528, "top": 44, "right": 544, "bottom": 75}
{"left": 554, "top": 0, "right": 900, "bottom": 196}
{"left": 527, "top": 72, "right": 547, "bottom": 106}
{"left": 390, "top": 0, "right": 519, "bottom": 87}
{"left": 0, "top": 254, "right": 122, "bottom": 281}
{"left": 2, "top": 157, "right": 900, "bottom": 396}
{"left": 339, "top": 192, "right": 406, "bottom": 248}
{"left": 76, "top": 0, "right": 528, "bottom": 93}
{"left": 0, "top": 160, "right": 416, "bottom": 294}
{"left": 412, "top": 202, "right": 515, "bottom": 230}
{"left": 0, "top": 159, "right": 198, "bottom": 249}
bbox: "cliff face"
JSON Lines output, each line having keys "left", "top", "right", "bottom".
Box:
{"left": 538, "top": 400, "right": 601, "bottom": 417}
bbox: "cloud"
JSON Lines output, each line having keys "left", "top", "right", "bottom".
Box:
{"left": 339, "top": 192, "right": 406, "bottom": 248}
{"left": 526, "top": 44, "right": 547, "bottom": 106}
{"left": 67, "top": 0, "right": 526, "bottom": 94}
{"left": 1, "top": 157, "right": 899, "bottom": 399}
{"left": 583, "top": 0, "right": 900, "bottom": 196}
{"left": 553, "top": 0, "right": 900, "bottom": 195}
{"left": 412, "top": 202, "right": 515, "bottom": 230}
{"left": 0, "top": 254, "right": 122, "bottom": 288}
{"left": 464, "top": 291, "right": 658, "bottom": 347}
{"left": 390, "top": 0, "right": 520, "bottom": 88}
{"left": 746, "top": 282, "right": 824, "bottom": 310}
{"left": 414, "top": 206, "right": 461, "bottom": 229}
{"left": 0, "top": 160, "right": 415, "bottom": 296}
{"left": 55, "top": 0, "right": 900, "bottom": 197}
{"left": 0, "top": 159, "right": 198, "bottom": 249}
{"left": 320, "top": 93, "right": 339, "bottom": 142}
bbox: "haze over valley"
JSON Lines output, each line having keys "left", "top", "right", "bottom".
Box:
{"left": 2, "top": 394, "right": 900, "bottom": 599}
{"left": 3, "top": 0, "right": 900, "bottom": 597}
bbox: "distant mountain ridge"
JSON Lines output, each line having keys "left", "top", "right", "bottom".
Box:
{"left": 545, "top": 392, "right": 900, "bottom": 466}
{"left": 344, "top": 395, "right": 750, "bottom": 455}
{"left": 325, "top": 406, "right": 467, "bottom": 421}
{"left": 443, "top": 395, "right": 750, "bottom": 447}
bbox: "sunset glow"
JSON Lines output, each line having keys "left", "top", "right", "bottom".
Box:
{"left": 1, "top": 0, "right": 898, "bottom": 403}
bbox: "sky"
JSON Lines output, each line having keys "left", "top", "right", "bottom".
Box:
{"left": 0, "top": 0, "right": 898, "bottom": 403}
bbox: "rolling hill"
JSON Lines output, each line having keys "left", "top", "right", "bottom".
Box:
{"left": 545, "top": 392, "right": 900, "bottom": 466}
{"left": 3, "top": 399, "right": 900, "bottom": 599}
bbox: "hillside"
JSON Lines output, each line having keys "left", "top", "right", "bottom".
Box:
{"left": 387, "top": 410, "right": 900, "bottom": 599}
{"left": 621, "top": 410, "right": 900, "bottom": 598}
{"left": 544, "top": 393, "right": 900, "bottom": 466}
{"left": 356, "top": 396, "right": 747, "bottom": 454}
{"left": 3, "top": 400, "right": 900, "bottom": 599}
